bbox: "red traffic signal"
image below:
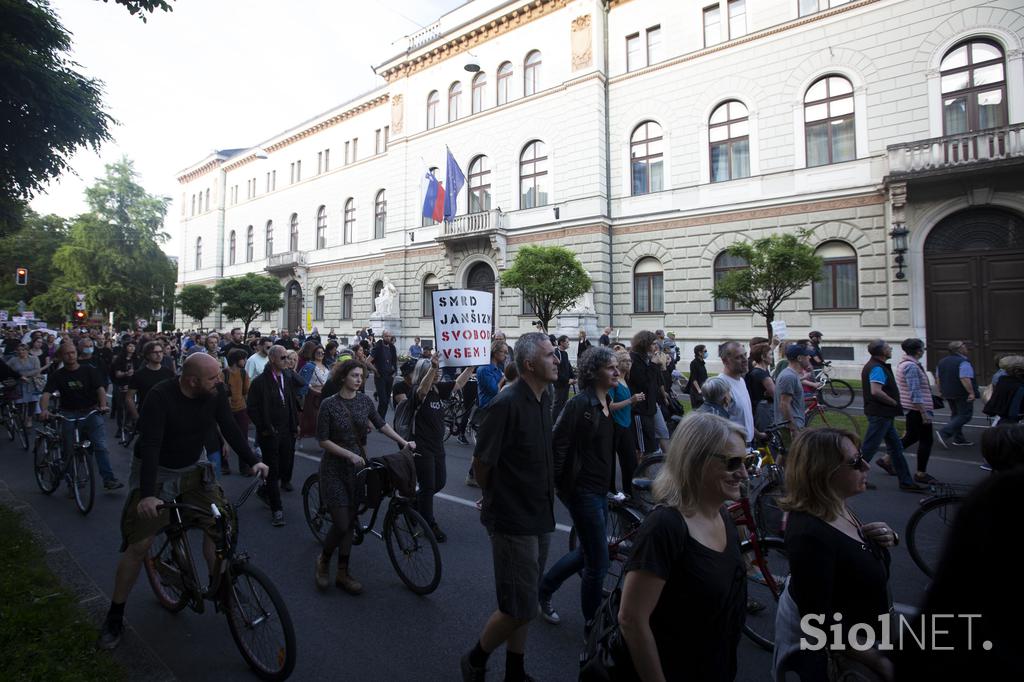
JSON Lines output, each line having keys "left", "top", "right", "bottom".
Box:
{"left": 74, "top": 310, "right": 87, "bottom": 321}
{"left": 15, "top": 267, "right": 28, "bottom": 286}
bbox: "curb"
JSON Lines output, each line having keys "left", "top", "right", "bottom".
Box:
{"left": 0, "top": 479, "right": 177, "bottom": 682}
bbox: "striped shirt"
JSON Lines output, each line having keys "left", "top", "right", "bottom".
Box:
{"left": 895, "top": 356, "right": 931, "bottom": 415}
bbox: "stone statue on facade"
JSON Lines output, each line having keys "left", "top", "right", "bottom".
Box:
{"left": 374, "top": 276, "right": 400, "bottom": 317}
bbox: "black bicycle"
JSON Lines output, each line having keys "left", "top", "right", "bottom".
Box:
{"left": 2, "top": 387, "right": 31, "bottom": 450}
{"left": 567, "top": 493, "right": 645, "bottom": 595}
{"left": 905, "top": 482, "right": 969, "bottom": 578}
{"left": 32, "top": 409, "right": 101, "bottom": 515}
{"left": 302, "top": 459, "right": 442, "bottom": 595}
{"left": 144, "top": 478, "right": 297, "bottom": 680}
{"left": 812, "top": 362, "right": 855, "bottom": 409}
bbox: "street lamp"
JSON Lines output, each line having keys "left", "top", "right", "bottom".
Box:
{"left": 889, "top": 223, "right": 909, "bottom": 280}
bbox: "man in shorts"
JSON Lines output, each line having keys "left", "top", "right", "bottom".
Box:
{"left": 97, "top": 353, "right": 268, "bottom": 650}
{"left": 462, "top": 332, "right": 559, "bottom": 682}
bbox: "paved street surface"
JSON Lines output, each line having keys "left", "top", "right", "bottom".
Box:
{"left": 0, "top": 402, "right": 989, "bottom": 681}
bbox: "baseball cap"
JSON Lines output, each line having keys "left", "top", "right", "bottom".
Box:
{"left": 400, "top": 359, "right": 417, "bottom": 376}
{"left": 786, "top": 344, "right": 810, "bottom": 361}
{"left": 809, "top": 330, "right": 823, "bottom": 338}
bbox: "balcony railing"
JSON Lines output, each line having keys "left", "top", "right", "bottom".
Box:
{"left": 439, "top": 210, "right": 508, "bottom": 239}
{"left": 887, "top": 123, "right": 1024, "bottom": 176}
{"left": 265, "top": 251, "right": 307, "bottom": 273}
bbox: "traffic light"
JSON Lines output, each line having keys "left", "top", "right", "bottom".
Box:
{"left": 15, "top": 267, "right": 28, "bottom": 286}
{"left": 74, "top": 310, "right": 87, "bottom": 321}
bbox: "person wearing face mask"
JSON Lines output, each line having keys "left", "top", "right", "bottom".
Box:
{"left": 687, "top": 345, "right": 709, "bottom": 409}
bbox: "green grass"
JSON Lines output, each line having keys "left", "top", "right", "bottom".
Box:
{"left": 0, "top": 505, "right": 126, "bottom": 682}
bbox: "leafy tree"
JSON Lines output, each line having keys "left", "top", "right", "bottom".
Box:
{"left": 0, "top": 0, "right": 113, "bottom": 236}
{"left": 213, "top": 274, "right": 284, "bottom": 336}
{"left": 176, "top": 284, "right": 215, "bottom": 328}
{"left": 0, "top": 209, "right": 67, "bottom": 314}
{"left": 103, "top": 0, "right": 175, "bottom": 21}
{"left": 710, "top": 232, "right": 824, "bottom": 339}
{"left": 500, "top": 245, "right": 592, "bottom": 334}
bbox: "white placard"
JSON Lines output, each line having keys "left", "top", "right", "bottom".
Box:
{"left": 770, "top": 320, "right": 788, "bottom": 341}
{"left": 0, "top": 311, "right": 7, "bottom": 321}
{"left": 22, "top": 311, "right": 34, "bottom": 320}
{"left": 12, "top": 316, "right": 25, "bottom": 325}
{"left": 431, "top": 289, "right": 494, "bottom": 367}
{"left": 137, "top": 318, "right": 148, "bottom": 329}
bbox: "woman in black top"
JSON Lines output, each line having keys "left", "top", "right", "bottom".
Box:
{"left": 408, "top": 354, "right": 473, "bottom": 542}
{"left": 778, "top": 428, "right": 898, "bottom": 680}
{"left": 539, "top": 346, "right": 619, "bottom": 626}
{"left": 619, "top": 412, "right": 750, "bottom": 682}
{"left": 688, "top": 344, "right": 709, "bottom": 409}
{"left": 745, "top": 344, "right": 776, "bottom": 433}
{"left": 111, "top": 341, "right": 141, "bottom": 435}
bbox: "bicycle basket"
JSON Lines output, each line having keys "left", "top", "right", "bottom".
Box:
{"left": 357, "top": 466, "right": 393, "bottom": 510}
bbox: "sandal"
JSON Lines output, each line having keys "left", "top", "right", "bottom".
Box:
{"left": 875, "top": 458, "right": 896, "bottom": 476}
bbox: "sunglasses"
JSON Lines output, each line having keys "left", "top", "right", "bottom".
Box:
{"left": 711, "top": 453, "right": 756, "bottom": 472}
{"left": 840, "top": 455, "right": 868, "bottom": 470}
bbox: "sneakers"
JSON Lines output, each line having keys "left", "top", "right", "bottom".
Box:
{"left": 460, "top": 653, "right": 487, "bottom": 682}
{"left": 607, "top": 491, "right": 627, "bottom": 503}
{"left": 465, "top": 475, "right": 479, "bottom": 488}
{"left": 314, "top": 553, "right": 330, "bottom": 590}
{"left": 335, "top": 566, "right": 364, "bottom": 595}
{"left": 540, "top": 599, "right": 560, "bottom": 624}
{"left": 103, "top": 479, "right": 125, "bottom": 491}
{"left": 430, "top": 524, "right": 447, "bottom": 543}
{"left": 97, "top": 617, "right": 124, "bottom": 650}
{"left": 271, "top": 510, "right": 285, "bottom": 527}
{"left": 952, "top": 439, "right": 974, "bottom": 446}
{"left": 899, "top": 482, "right": 927, "bottom": 493}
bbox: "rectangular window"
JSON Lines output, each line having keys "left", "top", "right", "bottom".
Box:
{"left": 317, "top": 151, "right": 323, "bottom": 175}
{"left": 271, "top": 170, "right": 276, "bottom": 191}
{"left": 324, "top": 149, "right": 329, "bottom": 172}
{"left": 265, "top": 172, "right": 271, "bottom": 193}
{"left": 289, "top": 163, "right": 295, "bottom": 184}
{"left": 626, "top": 33, "right": 641, "bottom": 72}
{"left": 633, "top": 273, "right": 664, "bottom": 313}
{"left": 646, "top": 25, "right": 662, "bottom": 64}
{"left": 813, "top": 259, "right": 858, "bottom": 309}
{"left": 728, "top": 0, "right": 745, "bottom": 38}
{"left": 296, "top": 160, "right": 301, "bottom": 181}
{"left": 703, "top": 5, "right": 721, "bottom": 47}
{"left": 422, "top": 283, "right": 438, "bottom": 317}
{"left": 799, "top": 0, "right": 819, "bottom": 15}
{"left": 344, "top": 141, "right": 350, "bottom": 165}
{"left": 384, "top": 126, "right": 390, "bottom": 151}
{"left": 351, "top": 138, "right": 357, "bottom": 162}
{"left": 375, "top": 129, "right": 382, "bottom": 154}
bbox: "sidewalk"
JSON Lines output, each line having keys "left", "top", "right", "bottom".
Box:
{"left": 0, "top": 479, "right": 176, "bottom": 682}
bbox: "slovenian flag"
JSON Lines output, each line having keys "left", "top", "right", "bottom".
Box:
{"left": 444, "top": 147, "right": 466, "bottom": 222}
{"left": 422, "top": 169, "right": 445, "bottom": 223}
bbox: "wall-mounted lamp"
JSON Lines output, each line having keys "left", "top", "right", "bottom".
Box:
{"left": 553, "top": 206, "right": 560, "bottom": 220}
{"left": 889, "top": 223, "right": 909, "bottom": 280}
{"left": 464, "top": 51, "right": 481, "bottom": 72}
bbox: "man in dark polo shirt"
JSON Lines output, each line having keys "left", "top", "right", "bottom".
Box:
{"left": 125, "top": 341, "right": 175, "bottom": 423}
{"left": 370, "top": 330, "right": 398, "bottom": 420}
{"left": 462, "top": 332, "right": 559, "bottom": 682}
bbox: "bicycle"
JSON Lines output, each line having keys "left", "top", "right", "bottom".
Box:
{"left": 144, "top": 478, "right": 296, "bottom": 681}
{"left": 301, "top": 458, "right": 442, "bottom": 595}
{"left": 441, "top": 382, "right": 476, "bottom": 444}
{"left": 905, "top": 481, "right": 970, "bottom": 578}
{"left": 1, "top": 386, "right": 31, "bottom": 450}
{"left": 567, "top": 493, "right": 645, "bottom": 595}
{"left": 32, "top": 409, "right": 101, "bottom": 515}
{"left": 812, "top": 361, "right": 855, "bottom": 409}
{"left": 749, "top": 424, "right": 789, "bottom": 540}
{"left": 804, "top": 393, "right": 861, "bottom": 437}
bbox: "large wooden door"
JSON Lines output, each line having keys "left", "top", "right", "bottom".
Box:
{"left": 924, "top": 208, "right": 1024, "bottom": 379}
{"left": 286, "top": 281, "right": 302, "bottom": 333}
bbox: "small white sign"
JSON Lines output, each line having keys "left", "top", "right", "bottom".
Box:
{"left": 431, "top": 289, "right": 494, "bottom": 368}
{"left": 137, "top": 319, "right": 148, "bottom": 329}
{"left": 76, "top": 292, "right": 86, "bottom": 301}
{"left": 22, "top": 311, "right": 34, "bottom": 320}
{"left": 0, "top": 311, "right": 7, "bottom": 321}
{"left": 12, "top": 316, "right": 26, "bottom": 325}
{"left": 770, "top": 320, "right": 788, "bottom": 341}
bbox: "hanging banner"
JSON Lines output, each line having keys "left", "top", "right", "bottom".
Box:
{"left": 431, "top": 288, "right": 494, "bottom": 367}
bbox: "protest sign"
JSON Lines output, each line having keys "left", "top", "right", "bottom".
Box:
{"left": 431, "top": 289, "right": 494, "bottom": 367}
{"left": 770, "top": 320, "right": 788, "bottom": 341}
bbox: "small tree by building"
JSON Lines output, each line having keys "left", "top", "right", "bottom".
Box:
{"left": 710, "top": 232, "right": 824, "bottom": 340}
{"left": 500, "top": 245, "right": 592, "bottom": 334}
{"left": 176, "top": 284, "right": 215, "bottom": 329}
{"left": 213, "top": 274, "right": 284, "bottom": 336}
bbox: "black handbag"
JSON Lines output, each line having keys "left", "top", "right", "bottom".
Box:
{"left": 932, "top": 395, "right": 945, "bottom": 410}
{"left": 578, "top": 573, "right": 639, "bottom": 682}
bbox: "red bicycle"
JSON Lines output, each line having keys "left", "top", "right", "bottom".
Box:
{"left": 729, "top": 493, "right": 790, "bottom": 651}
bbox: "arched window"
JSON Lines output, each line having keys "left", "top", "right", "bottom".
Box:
{"left": 341, "top": 284, "right": 353, "bottom": 320}
{"left": 468, "top": 155, "right": 491, "bottom": 213}
{"left": 633, "top": 257, "right": 663, "bottom": 313}
{"left": 426, "top": 90, "right": 439, "bottom": 129}
{"left": 472, "top": 72, "right": 486, "bottom": 114}
{"left": 265, "top": 220, "right": 274, "bottom": 257}
{"left": 422, "top": 274, "right": 439, "bottom": 317}
{"left": 316, "top": 205, "right": 327, "bottom": 249}
{"left": 228, "top": 230, "right": 236, "bottom": 265}
{"left": 524, "top": 50, "right": 541, "bottom": 96}
{"left": 245, "top": 225, "right": 254, "bottom": 262}
{"left": 713, "top": 251, "right": 750, "bottom": 311}
{"left": 630, "top": 121, "right": 664, "bottom": 195}
{"left": 289, "top": 213, "right": 299, "bottom": 251}
{"left": 519, "top": 140, "right": 549, "bottom": 209}
{"left": 940, "top": 39, "right": 1007, "bottom": 134}
{"left": 812, "top": 241, "right": 858, "bottom": 310}
{"left": 709, "top": 100, "right": 750, "bottom": 181}
{"left": 314, "top": 287, "right": 325, "bottom": 320}
{"left": 372, "top": 280, "right": 384, "bottom": 311}
{"left": 195, "top": 237, "right": 202, "bottom": 270}
{"left": 204, "top": 189, "right": 210, "bottom": 211}
{"left": 805, "top": 75, "right": 855, "bottom": 167}
{"left": 496, "top": 62, "right": 513, "bottom": 105}
{"left": 343, "top": 198, "right": 355, "bottom": 244}
{"left": 374, "top": 190, "right": 386, "bottom": 239}
{"left": 448, "top": 82, "right": 462, "bottom": 122}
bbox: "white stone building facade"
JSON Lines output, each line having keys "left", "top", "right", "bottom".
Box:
{"left": 175, "top": 0, "right": 1024, "bottom": 377}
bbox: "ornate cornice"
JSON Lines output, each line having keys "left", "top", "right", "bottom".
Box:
{"left": 177, "top": 159, "right": 224, "bottom": 185}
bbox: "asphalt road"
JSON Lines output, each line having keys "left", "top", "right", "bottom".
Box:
{"left": 0, "top": 402, "right": 990, "bottom": 682}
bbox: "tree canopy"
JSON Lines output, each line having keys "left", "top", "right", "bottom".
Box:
{"left": 176, "top": 284, "right": 215, "bottom": 328}
{"left": 710, "top": 232, "right": 824, "bottom": 339}
{"left": 500, "top": 245, "right": 592, "bottom": 333}
{"left": 213, "top": 274, "right": 284, "bottom": 336}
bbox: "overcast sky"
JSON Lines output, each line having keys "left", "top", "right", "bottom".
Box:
{"left": 30, "top": 0, "right": 464, "bottom": 256}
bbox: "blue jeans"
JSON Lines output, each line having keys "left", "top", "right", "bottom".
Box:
{"left": 940, "top": 397, "right": 974, "bottom": 442}
{"left": 206, "top": 450, "right": 223, "bottom": 481}
{"left": 861, "top": 415, "right": 913, "bottom": 486}
{"left": 539, "top": 492, "right": 610, "bottom": 623}
{"left": 61, "top": 410, "right": 115, "bottom": 483}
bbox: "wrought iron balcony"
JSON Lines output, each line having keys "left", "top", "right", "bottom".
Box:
{"left": 887, "top": 123, "right": 1024, "bottom": 178}
{"left": 265, "top": 251, "right": 307, "bottom": 274}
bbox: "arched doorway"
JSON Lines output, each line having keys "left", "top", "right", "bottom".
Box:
{"left": 924, "top": 208, "right": 1024, "bottom": 378}
{"left": 466, "top": 261, "right": 496, "bottom": 323}
{"left": 285, "top": 281, "right": 303, "bottom": 333}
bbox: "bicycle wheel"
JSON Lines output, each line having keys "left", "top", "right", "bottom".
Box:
{"left": 906, "top": 495, "right": 962, "bottom": 579}
{"left": 4, "top": 406, "right": 15, "bottom": 441}
{"left": 33, "top": 436, "right": 60, "bottom": 494}
{"left": 818, "top": 379, "right": 855, "bottom": 409}
{"left": 739, "top": 536, "right": 789, "bottom": 651}
{"left": 224, "top": 562, "right": 297, "bottom": 681}
{"left": 144, "top": 530, "right": 197, "bottom": 613}
{"left": 301, "top": 473, "right": 331, "bottom": 546}
{"left": 632, "top": 454, "right": 664, "bottom": 508}
{"left": 806, "top": 406, "right": 861, "bottom": 438}
{"left": 70, "top": 448, "right": 95, "bottom": 515}
{"left": 384, "top": 504, "right": 441, "bottom": 595}
{"left": 753, "top": 479, "right": 786, "bottom": 539}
